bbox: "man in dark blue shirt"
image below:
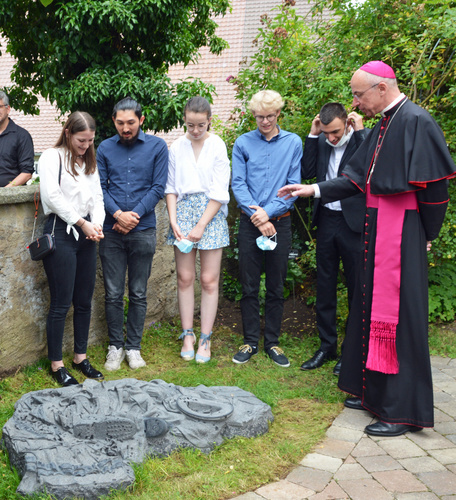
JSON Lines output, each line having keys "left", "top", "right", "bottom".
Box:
{"left": 231, "top": 90, "right": 302, "bottom": 368}
{"left": 97, "top": 97, "right": 168, "bottom": 371}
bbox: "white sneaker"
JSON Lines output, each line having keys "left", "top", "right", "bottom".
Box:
{"left": 104, "top": 346, "right": 125, "bottom": 371}
{"left": 126, "top": 349, "right": 146, "bottom": 370}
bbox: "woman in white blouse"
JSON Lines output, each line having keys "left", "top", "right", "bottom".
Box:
{"left": 39, "top": 112, "right": 105, "bottom": 387}
{"left": 165, "top": 97, "right": 230, "bottom": 363}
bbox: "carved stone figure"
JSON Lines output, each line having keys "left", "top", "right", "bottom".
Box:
{"left": 2, "top": 378, "right": 273, "bottom": 499}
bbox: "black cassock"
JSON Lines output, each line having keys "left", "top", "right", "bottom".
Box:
{"left": 318, "top": 97, "right": 456, "bottom": 427}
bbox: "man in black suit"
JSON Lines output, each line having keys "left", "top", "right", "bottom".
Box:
{"left": 300, "top": 102, "right": 368, "bottom": 374}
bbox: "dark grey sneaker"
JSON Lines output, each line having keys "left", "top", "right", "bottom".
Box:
{"left": 232, "top": 344, "right": 258, "bottom": 364}
{"left": 266, "top": 346, "right": 290, "bottom": 367}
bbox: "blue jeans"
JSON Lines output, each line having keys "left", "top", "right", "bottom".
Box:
{"left": 99, "top": 228, "right": 156, "bottom": 350}
{"left": 237, "top": 213, "right": 291, "bottom": 351}
{"left": 43, "top": 216, "right": 97, "bottom": 361}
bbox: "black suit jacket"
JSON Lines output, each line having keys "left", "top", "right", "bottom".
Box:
{"left": 301, "top": 129, "right": 369, "bottom": 233}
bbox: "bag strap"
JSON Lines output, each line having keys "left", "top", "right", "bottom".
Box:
{"left": 32, "top": 153, "right": 62, "bottom": 240}
{"left": 31, "top": 189, "right": 39, "bottom": 241}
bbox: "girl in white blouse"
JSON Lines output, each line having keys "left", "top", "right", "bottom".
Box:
{"left": 165, "top": 97, "right": 230, "bottom": 363}
{"left": 39, "top": 112, "right": 105, "bottom": 387}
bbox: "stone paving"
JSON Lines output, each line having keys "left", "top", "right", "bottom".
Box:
{"left": 231, "top": 356, "right": 456, "bottom": 500}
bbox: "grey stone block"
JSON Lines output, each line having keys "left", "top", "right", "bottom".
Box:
{"left": 2, "top": 379, "right": 273, "bottom": 499}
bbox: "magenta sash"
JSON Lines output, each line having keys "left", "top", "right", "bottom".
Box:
{"left": 366, "top": 185, "right": 418, "bottom": 374}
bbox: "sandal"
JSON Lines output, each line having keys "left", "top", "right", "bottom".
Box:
{"left": 178, "top": 329, "right": 196, "bottom": 360}
{"left": 195, "top": 332, "right": 212, "bottom": 363}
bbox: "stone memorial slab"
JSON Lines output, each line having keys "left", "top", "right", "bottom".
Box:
{"left": 2, "top": 378, "right": 273, "bottom": 499}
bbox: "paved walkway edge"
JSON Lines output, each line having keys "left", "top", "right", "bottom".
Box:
{"left": 231, "top": 356, "right": 456, "bottom": 500}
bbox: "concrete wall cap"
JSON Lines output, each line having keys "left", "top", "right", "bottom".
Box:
{"left": 0, "top": 185, "right": 38, "bottom": 205}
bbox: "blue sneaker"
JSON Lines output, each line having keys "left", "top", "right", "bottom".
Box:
{"left": 232, "top": 344, "right": 258, "bottom": 364}
{"left": 266, "top": 346, "right": 290, "bottom": 367}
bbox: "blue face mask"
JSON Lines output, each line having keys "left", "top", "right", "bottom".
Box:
{"left": 256, "top": 233, "right": 277, "bottom": 251}
{"left": 174, "top": 238, "right": 194, "bottom": 254}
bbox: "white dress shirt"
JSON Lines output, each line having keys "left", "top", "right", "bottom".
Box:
{"left": 165, "top": 133, "right": 230, "bottom": 216}
{"left": 312, "top": 130, "right": 353, "bottom": 202}
{"left": 39, "top": 147, "right": 105, "bottom": 239}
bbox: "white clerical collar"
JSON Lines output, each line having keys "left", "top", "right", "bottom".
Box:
{"left": 381, "top": 93, "right": 406, "bottom": 117}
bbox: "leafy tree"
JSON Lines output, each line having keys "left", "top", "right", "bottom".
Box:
{"left": 0, "top": 0, "right": 230, "bottom": 140}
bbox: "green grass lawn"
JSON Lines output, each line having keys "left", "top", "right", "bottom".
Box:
{"left": 0, "top": 318, "right": 454, "bottom": 500}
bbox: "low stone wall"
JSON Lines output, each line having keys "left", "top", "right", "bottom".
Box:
{"left": 0, "top": 186, "right": 178, "bottom": 375}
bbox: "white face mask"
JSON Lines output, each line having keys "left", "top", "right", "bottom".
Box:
{"left": 325, "top": 124, "right": 351, "bottom": 148}
{"left": 174, "top": 238, "right": 194, "bottom": 253}
{"left": 256, "top": 233, "right": 277, "bottom": 251}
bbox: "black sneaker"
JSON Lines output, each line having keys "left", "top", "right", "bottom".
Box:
{"left": 266, "top": 346, "right": 290, "bottom": 367}
{"left": 232, "top": 344, "right": 258, "bottom": 364}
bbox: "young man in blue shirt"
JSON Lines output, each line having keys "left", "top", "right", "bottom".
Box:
{"left": 97, "top": 97, "right": 168, "bottom": 371}
{"left": 231, "top": 90, "right": 302, "bottom": 367}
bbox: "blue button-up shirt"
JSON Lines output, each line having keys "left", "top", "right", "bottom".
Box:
{"left": 231, "top": 127, "right": 302, "bottom": 218}
{"left": 97, "top": 130, "right": 168, "bottom": 232}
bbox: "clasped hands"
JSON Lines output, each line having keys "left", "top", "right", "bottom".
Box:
{"left": 249, "top": 205, "right": 276, "bottom": 236}
{"left": 82, "top": 222, "right": 104, "bottom": 242}
{"left": 171, "top": 221, "right": 205, "bottom": 243}
{"left": 113, "top": 211, "right": 140, "bottom": 235}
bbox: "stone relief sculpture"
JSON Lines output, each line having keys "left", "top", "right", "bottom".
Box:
{"left": 2, "top": 378, "right": 273, "bottom": 499}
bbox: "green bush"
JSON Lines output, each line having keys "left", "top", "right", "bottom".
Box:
{"left": 222, "top": 269, "right": 242, "bottom": 302}
{"left": 429, "top": 260, "right": 456, "bottom": 322}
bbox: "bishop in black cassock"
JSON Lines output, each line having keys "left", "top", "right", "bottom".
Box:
{"left": 279, "top": 61, "right": 456, "bottom": 437}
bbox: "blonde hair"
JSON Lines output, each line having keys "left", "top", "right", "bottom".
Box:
{"left": 248, "top": 90, "right": 284, "bottom": 113}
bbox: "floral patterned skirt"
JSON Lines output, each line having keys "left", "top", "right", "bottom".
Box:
{"left": 166, "top": 192, "right": 229, "bottom": 250}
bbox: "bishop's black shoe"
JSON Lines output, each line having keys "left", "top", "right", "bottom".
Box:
{"left": 365, "top": 421, "right": 423, "bottom": 437}
{"left": 344, "top": 397, "right": 364, "bottom": 410}
{"left": 333, "top": 357, "right": 342, "bottom": 376}
{"left": 300, "top": 349, "right": 337, "bottom": 371}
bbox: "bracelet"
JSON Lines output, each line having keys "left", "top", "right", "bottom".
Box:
{"left": 80, "top": 220, "right": 86, "bottom": 228}
{"left": 115, "top": 211, "right": 122, "bottom": 221}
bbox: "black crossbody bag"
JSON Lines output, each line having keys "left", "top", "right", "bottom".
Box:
{"left": 28, "top": 155, "right": 62, "bottom": 261}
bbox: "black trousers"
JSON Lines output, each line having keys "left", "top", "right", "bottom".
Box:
{"left": 237, "top": 213, "right": 291, "bottom": 351}
{"left": 315, "top": 207, "right": 362, "bottom": 354}
{"left": 43, "top": 216, "right": 97, "bottom": 361}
